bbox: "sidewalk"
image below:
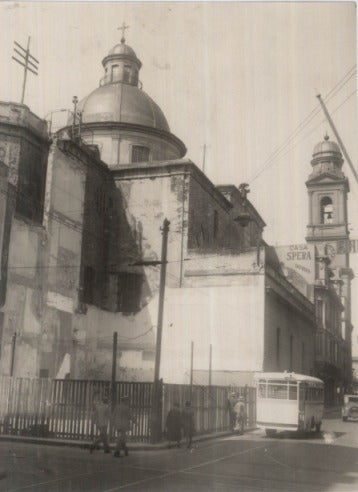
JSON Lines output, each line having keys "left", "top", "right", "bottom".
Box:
{"left": 0, "top": 427, "right": 256, "bottom": 452}
{"left": 323, "top": 406, "right": 342, "bottom": 419}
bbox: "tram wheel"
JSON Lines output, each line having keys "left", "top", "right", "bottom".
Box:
{"left": 265, "top": 429, "right": 277, "bottom": 437}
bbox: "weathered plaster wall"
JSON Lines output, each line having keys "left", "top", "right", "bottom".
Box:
{"left": 0, "top": 104, "right": 49, "bottom": 376}
{"left": 263, "top": 292, "right": 315, "bottom": 375}
{"left": 72, "top": 303, "right": 157, "bottom": 380}
{"left": 114, "top": 168, "right": 189, "bottom": 292}
{"left": 187, "top": 178, "right": 241, "bottom": 250}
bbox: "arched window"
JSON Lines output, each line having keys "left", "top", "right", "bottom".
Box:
{"left": 321, "top": 196, "right": 333, "bottom": 224}
{"left": 111, "top": 64, "right": 120, "bottom": 82}
{"left": 123, "top": 64, "right": 131, "bottom": 84}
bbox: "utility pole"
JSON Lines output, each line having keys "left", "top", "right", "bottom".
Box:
{"left": 10, "top": 333, "right": 17, "bottom": 377}
{"left": 130, "top": 219, "right": 170, "bottom": 442}
{"left": 151, "top": 218, "right": 170, "bottom": 442}
{"left": 153, "top": 219, "right": 170, "bottom": 384}
{"left": 12, "top": 36, "right": 39, "bottom": 104}
{"left": 190, "top": 341, "right": 194, "bottom": 401}
{"left": 111, "top": 331, "right": 118, "bottom": 406}
{"left": 316, "top": 94, "right": 358, "bottom": 184}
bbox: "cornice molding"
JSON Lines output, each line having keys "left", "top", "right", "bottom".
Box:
{"left": 60, "top": 121, "right": 187, "bottom": 157}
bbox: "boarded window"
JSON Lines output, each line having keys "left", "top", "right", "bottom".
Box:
{"left": 16, "top": 142, "right": 47, "bottom": 223}
{"left": 117, "top": 272, "right": 142, "bottom": 313}
{"left": 39, "top": 368, "right": 49, "bottom": 378}
{"left": 131, "top": 146, "right": 150, "bottom": 163}
{"left": 83, "top": 266, "right": 95, "bottom": 304}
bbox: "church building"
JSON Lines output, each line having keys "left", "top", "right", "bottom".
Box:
{"left": 0, "top": 34, "right": 335, "bottom": 389}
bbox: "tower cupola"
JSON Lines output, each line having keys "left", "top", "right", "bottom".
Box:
{"left": 306, "top": 134, "right": 350, "bottom": 243}
{"left": 101, "top": 37, "right": 142, "bottom": 87}
{"left": 310, "top": 134, "right": 344, "bottom": 179}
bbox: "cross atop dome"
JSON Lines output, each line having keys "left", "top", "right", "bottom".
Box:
{"left": 118, "top": 22, "right": 130, "bottom": 44}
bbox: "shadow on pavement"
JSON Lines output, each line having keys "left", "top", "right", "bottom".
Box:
{"left": 261, "top": 430, "right": 347, "bottom": 440}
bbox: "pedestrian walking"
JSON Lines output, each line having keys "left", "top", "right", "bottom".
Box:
{"left": 227, "top": 392, "right": 239, "bottom": 432}
{"left": 234, "top": 396, "right": 246, "bottom": 435}
{"left": 112, "top": 395, "right": 134, "bottom": 458}
{"left": 165, "top": 402, "right": 182, "bottom": 448}
{"left": 90, "top": 394, "right": 111, "bottom": 454}
{"left": 182, "top": 401, "right": 195, "bottom": 449}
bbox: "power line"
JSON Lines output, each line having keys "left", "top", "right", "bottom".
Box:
{"left": 249, "top": 87, "right": 358, "bottom": 186}
{"left": 248, "top": 66, "right": 356, "bottom": 185}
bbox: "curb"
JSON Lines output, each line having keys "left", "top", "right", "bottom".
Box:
{"left": 0, "top": 428, "right": 256, "bottom": 451}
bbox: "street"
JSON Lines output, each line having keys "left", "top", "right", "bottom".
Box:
{"left": 1, "top": 414, "right": 358, "bottom": 492}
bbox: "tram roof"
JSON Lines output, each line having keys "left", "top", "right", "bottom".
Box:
{"left": 254, "top": 372, "right": 324, "bottom": 384}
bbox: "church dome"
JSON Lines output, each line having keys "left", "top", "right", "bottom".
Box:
{"left": 63, "top": 33, "right": 186, "bottom": 166}
{"left": 77, "top": 83, "right": 170, "bottom": 132}
{"left": 108, "top": 43, "right": 137, "bottom": 57}
{"left": 313, "top": 135, "right": 342, "bottom": 157}
{"left": 68, "top": 37, "right": 169, "bottom": 132}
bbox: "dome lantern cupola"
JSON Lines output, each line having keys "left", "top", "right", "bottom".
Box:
{"left": 310, "top": 134, "right": 344, "bottom": 174}
{"left": 100, "top": 27, "right": 142, "bottom": 87}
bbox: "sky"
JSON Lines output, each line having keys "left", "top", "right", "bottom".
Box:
{"left": 1, "top": 0, "right": 358, "bottom": 351}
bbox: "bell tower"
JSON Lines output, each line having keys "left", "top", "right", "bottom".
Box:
{"left": 306, "top": 134, "right": 350, "bottom": 246}
{"left": 306, "top": 134, "right": 354, "bottom": 389}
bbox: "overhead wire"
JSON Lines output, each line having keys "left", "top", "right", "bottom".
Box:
{"left": 248, "top": 65, "right": 357, "bottom": 185}
{"left": 249, "top": 86, "right": 358, "bottom": 187}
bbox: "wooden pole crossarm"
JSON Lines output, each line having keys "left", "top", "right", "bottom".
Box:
{"left": 12, "top": 57, "right": 38, "bottom": 75}
{"left": 14, "top": 41, "right": 39, "bottom": 63}
{"left": 13, "top": 41, "right": 27, "bottom": 53}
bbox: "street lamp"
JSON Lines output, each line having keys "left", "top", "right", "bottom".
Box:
{"left": 44, "top": 109, "right": 69, "bottom": 135}
{"left": 72, "top": 96, "right": 78, "bottom": 138}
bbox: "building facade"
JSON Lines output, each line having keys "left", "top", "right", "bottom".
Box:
{"left": 306, "top": 136, "right": 354, "bottom": 399}
{"left": 0, "top": 37, "right": 318, "bottom": 386}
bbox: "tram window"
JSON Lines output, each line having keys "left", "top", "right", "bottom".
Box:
{"left": 267, "top": 384, "right": 288, "bottom": 399}
{"left": 288, "top": 383, "right": 297, "bottom": 400}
